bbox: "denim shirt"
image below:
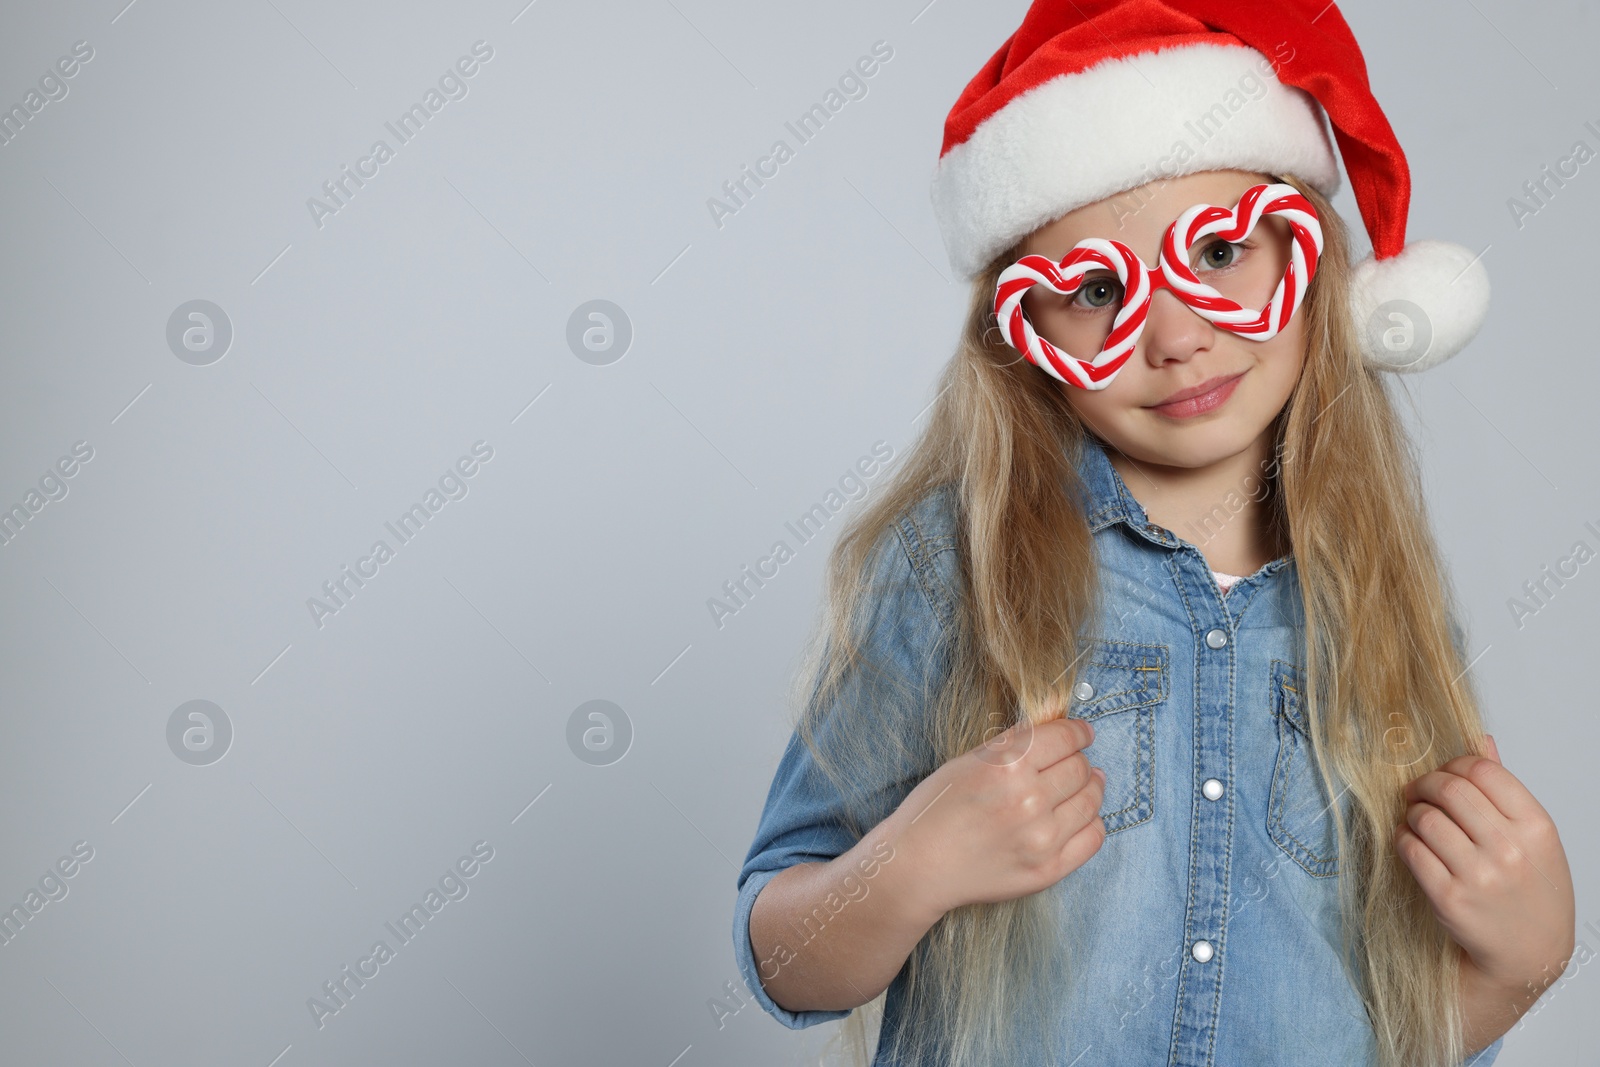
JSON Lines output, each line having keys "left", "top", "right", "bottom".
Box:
{"left": 733, "top": 434, "right": 1504, "bottom": 1067}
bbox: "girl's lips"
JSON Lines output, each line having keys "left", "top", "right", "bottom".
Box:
{"left": 1147, "top": 372, "right": 1246, "bottom": 418}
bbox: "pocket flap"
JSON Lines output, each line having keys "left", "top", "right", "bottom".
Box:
{"left": 1272, "top": 659, "right": 1308, "bottom": 735}
{"left": 1072, "top": 640, "right": 1168, "bottom": 720}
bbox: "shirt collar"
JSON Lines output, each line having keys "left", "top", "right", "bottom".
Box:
{"left": 1074, "top": 433, "right": 1182, "bottom": 548}
{"left": 1073, "top": 433, "right": 1296, "bottom": 581}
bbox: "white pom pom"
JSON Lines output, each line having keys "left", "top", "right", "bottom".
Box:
{"left": 1347, "top": 238, "right": 1490, "bottom": 373}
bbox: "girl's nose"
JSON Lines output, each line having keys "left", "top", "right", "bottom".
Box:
{"left": 1140, "top": 270, "right": 1211, "bottom": 364}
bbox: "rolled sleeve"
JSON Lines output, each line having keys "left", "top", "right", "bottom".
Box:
{"left": 732, "top": 725, "right": 867, "bottom": 1030}
{"left": 731, "top": 502, "right": 957, "bottom": 1030}
{"left": 732, "top": 865, "right": 853, "bottom": 1030}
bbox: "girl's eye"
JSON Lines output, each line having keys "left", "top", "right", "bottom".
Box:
{"left": 1196, "top": 239, "right": 1244, "bottom": 271}
{"left": 1072, "top": 277, "right": 1123, "bottom": 310}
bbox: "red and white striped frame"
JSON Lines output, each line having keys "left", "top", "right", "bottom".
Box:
{"left": 993, "top": 183, "right": 1323, "bottom": 391}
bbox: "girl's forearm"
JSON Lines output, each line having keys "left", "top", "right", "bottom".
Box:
{"left": 747, "top": 808, "right": 946, "bottom": 1013}
{"left": 1459, "top": 955, "right": 1537, "bottom": 1058}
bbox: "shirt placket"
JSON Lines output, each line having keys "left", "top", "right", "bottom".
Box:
{"left": 1095, "top": 452, "right": 1296, "bottom": 1067}
{"left": 1160, "top": 533, "right": 1236, "bottom": 1067}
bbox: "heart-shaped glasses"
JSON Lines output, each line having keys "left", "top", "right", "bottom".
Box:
{"left": 993, "top": 183, "right": 1324, "bottom": 391}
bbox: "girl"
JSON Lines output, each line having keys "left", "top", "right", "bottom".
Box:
{"left": 732, "top": 3, "right": 1575, "bottom": 1066}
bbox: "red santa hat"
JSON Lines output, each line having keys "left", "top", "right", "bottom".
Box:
{"left": 929, "top": 0, "right": 1490, "bottom": 372}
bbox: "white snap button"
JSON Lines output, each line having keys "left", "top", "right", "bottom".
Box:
{"left": 1191, "top": 939, "right": 1214, "bottom": 963}
{"left": 1205, "top": 628, "right": 1228, "bottom": 649}
{"left": 1202, "top": 778, "right": 1224, "bottom": 800}
{"left": 1073, "top": 681, "right": 1095, "bottom": 702}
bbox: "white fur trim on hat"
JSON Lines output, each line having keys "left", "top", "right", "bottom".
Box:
{"left": 931, "top": 41, "right": 1342, "bottom": 280}
{"left": 1349, "top": 239, "right": 1490, "bottom": 372}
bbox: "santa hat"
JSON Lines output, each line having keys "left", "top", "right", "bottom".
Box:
{"left": 929, "top": 0, "right": 1489, "bottom": 372}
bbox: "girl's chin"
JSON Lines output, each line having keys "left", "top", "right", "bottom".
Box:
{"left": 1106, "top": 427, "right": 1265, "bottom": 469}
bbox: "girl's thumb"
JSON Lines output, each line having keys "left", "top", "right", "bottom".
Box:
{"left": 1483, "top": 732, "right": 1500, "bottom": 763}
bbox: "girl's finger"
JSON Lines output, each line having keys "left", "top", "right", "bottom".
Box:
{"left": 1053, "top": 763, "right": 1106, "bottom": 832}
{"left": 1394, "top": 822, "right": 1451, "bottom": 898}
{"left": 1409, "top": 771, "right": 1503, "bottom": 849}
{"left": 1020, "top": 715, "right": 1095, "bottom": 771}
{"left": 1440, "top": 752, "right": 1543, "bottom": 826}
{"left": 1404, "top": 800, "right": 1476, "bottom": 877}
{"left": 1056, "top": 808, "right": 1107, "bottom": 875}
{"left": 1039, "top": 749, "right": 1093, "bottom": 805}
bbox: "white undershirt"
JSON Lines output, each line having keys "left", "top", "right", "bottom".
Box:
{"left": 1212, "top": 570, "right": 1247, "bottom": 593}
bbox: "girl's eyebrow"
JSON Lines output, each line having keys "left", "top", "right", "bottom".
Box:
{"left": 1045, "top": 216, "right": 1261, "bottom": 264}
{"left": 1034, "top": 232, "right": 1164, "bottom": 268}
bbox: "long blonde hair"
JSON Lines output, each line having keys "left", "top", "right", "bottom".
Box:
{"left": 789, "top": 172, "right": 1492, "bottom": 1067}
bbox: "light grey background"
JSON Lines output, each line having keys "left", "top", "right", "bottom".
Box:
{"left": 0, "top": 1, "right": 1592, "bottom": 1064}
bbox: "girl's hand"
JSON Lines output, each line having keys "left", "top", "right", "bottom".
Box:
{"left": 887, "top": 707, "right": 1108, "bottom": 920}
{"left": 1394, "top": 734, "right": 1576, "bottom": 1006}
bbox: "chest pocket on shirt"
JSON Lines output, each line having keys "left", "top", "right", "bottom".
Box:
{"left": 1067, "top": 640, "right": 1167, "bottom": 835}
{"left": 1267, "top": 660, "right": 1342, "bottom": 877}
